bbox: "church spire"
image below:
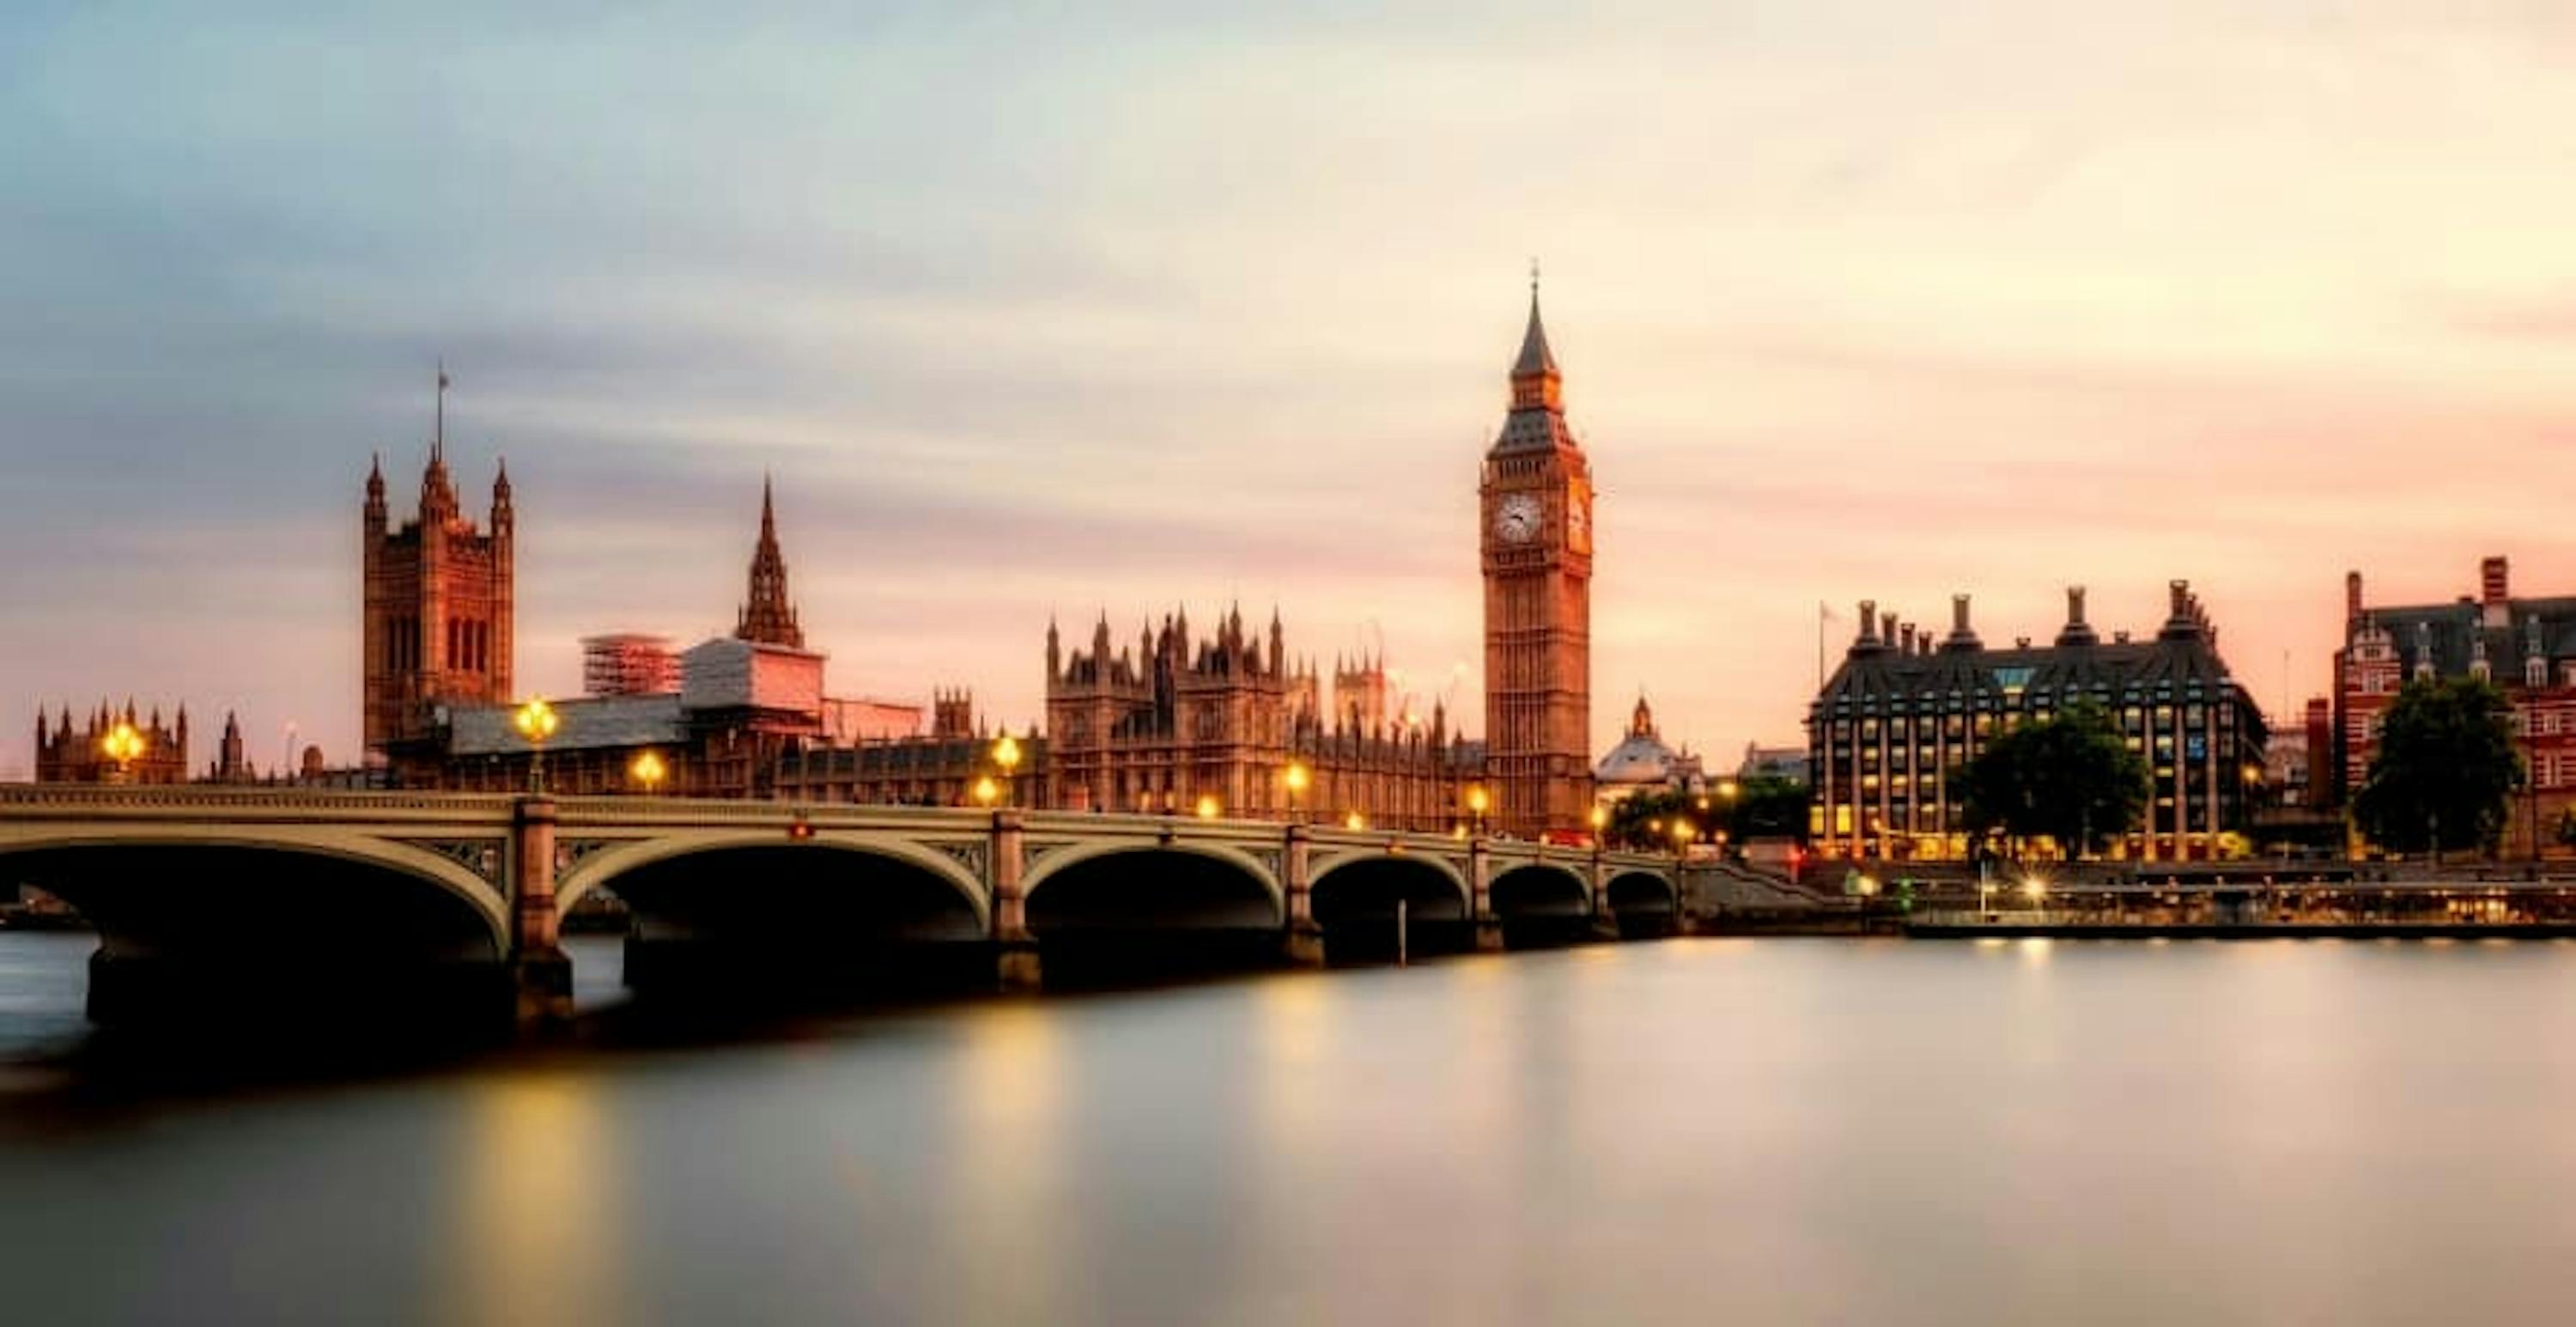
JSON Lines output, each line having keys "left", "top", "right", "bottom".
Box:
{"left": 1492, "top": 265, "right": 1575, "bottom": 453}
{"left": 735, "top": 474, "right": 805, "bottom": 649}
{"left": 1513, "top": 260, "right": 1558, "bottom": 380}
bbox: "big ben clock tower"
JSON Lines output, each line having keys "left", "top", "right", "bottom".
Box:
{"left": 1480, "top": 276, "right": 1594, "bottom": 838}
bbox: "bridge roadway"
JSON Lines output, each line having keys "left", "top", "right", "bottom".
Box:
{"left": 0, "top": 785, "right": 1683, "bottom": 1026}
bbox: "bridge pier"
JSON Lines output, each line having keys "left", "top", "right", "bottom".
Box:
{"left": 1281, "top": 824, "right": 1325, "bottom": 967}
{"left": 988, "top": 808, "right": 1046, "bottom": 991}
{"left": 511, "top": 796, "right": 574, "bottom": 1026}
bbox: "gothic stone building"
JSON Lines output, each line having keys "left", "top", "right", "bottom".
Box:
{"left": 363, "top": 384, "right": 513, "bottom": 763}
{"left": 33, "top": 702, "right": 190, "bottom": 784}
{"left": 1480, "top": 279, "right": 1595, "bottom": 838}
{"left": 1809, "top": 582, "right": 2267, "bottom": 862}
{"left": 2336, "top": 557, "right": 2576, "bottom": 855}
{"left": 392, "top": 481, "right": 823, "bottom": 798}
{"left": 1042, "top": 608, "right": 1480, "bottom": 831}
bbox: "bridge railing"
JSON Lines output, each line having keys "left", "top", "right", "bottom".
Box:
{"left": 0, "top": 782, "right": 519, "bottom": 818}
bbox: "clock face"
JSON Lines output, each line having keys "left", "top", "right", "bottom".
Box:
{"left": 1494, "top": 493, "right": 1542, "bottom": 544}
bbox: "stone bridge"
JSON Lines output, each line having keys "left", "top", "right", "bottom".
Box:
{"left": 0, "top": 785, "right": 1682, "bottom": 1026}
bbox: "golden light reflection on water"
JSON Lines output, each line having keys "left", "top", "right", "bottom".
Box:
{"left": 938, "top": 1001, "right": 1072, "bottom": 1324}
{"left": 446, "top": 1072, "right": 622, "bottom": 1327}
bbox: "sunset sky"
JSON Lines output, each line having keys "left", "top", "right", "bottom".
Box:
{"left": 6, "top": 2, "right": 2576, "bottom": 778}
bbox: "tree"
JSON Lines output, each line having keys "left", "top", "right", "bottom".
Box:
{"left": 1601, "top": 776, "right": 1810, "bottom": 852}
{"left": 1959, "top": 699, "right": 2150, "bottom": 859}
{"left": 2353, "top": 675, "right": 2521, "bottom": 856}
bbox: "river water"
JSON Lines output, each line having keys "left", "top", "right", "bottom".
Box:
{"left": 4, "top": 932, "right": 2576, "bottom": 1324}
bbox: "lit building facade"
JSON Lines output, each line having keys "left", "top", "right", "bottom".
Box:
{"left": 1042, "top": 608, "right": 1480, "bottom": 831}
{"left": 1808, "top": 582, "right": 2267, "bottom": 861}
{"left": 33, "top": 703, "right": 189, "bottom": 784}
{"left": 2335, "top": 557, "right": 2576, "bottom": 856}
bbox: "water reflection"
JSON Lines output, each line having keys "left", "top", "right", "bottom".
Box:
{"left": 444, "top": 1074, "right": 624, "bottom": 1326}
{"left": 7, "top": 937, "right": 2576, "bottom": 1322}
{"left": 933, "top": 1001, "right": 1072, "bottom": 1324}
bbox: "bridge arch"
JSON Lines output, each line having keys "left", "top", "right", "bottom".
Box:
{"left": 1604, "top": 867, "right": 1680, "bottom": 937}
{"left": 1604, "top": 868, "right": 1679, "bottom": 913}
{"left": 1309, "top": 850, "right": 1474, "bottom": 961}
{"left": 1309, "top": 849, "right": 1472, "bottom": 910}
{"left": 556, "top": 831, "right": 990, "bottom": 932}
{"left": 1487, "top": 861, "right": 1594, "bottom": 917}
{"left": 0, "top": 827, "right": 512, "bottom": 954}
{"left": 1022, "top": 841, "right": 1285, "bottom": 931}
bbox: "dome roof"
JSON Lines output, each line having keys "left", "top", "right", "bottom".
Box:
{"left": 1594, "top": 731, "right": 1681, "bottom": 786}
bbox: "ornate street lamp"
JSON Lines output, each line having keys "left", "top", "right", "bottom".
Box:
{"left": 629, "top": 749, "right": 668, "bottom": 796}
{"left": 1344, "top": 809, "right": 1367, "bottom": 831}
{"left": 1589, "top": 803, "right": 1609, "bottom": 847}
{"left": 1285, "top": 760, "right": 1311, "bottom": 823}
{"left": 991, "top": 733, "right": 1023, "bottom": 806}
{"left": 973, "top": 775, "right": 1000, "bottom": 808}
{"left": 1672, "top": 818, "right": 1695, "bottom": 860}
{"left": 100, "top": 721, "right": 145, "bottom": 784}
{"left": 513, "top": 697, "right": 560, "bottom": 794}
{"left": 1195, "top": 793, "right": 1221, "bottom": 820}
{"left": 1466, "top": 784, "right": 1491, "bottom": 837}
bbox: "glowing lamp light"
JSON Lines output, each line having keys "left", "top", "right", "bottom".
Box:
{"left": 1344, "top": 810, "right": 1366, "bottom": 831}
{"left": 512, "top": 697, "right": 560, "bottom": 743}
{"left": 993, "top": 733, "right": 1023, "bottom": 774}
{"left": 1285, "top": 761, "right": 1311, "bottom": 794}
{"left": 100, "top": 721, "right": 145, "bottom": 770}
{"left": 974, "top": 776, "right": 1000, "bottom": 807}
{"left": 629, "top": 749, "right": 668, "bottom": 794}
{"left": 1466, "top": 785, "right": 1491, "bottom": 816}
{"left": 1195, "top": 794, "right": 1221, "bottom": 820}
{"left": 512, "top": 697, "right": 561, "bottom": 794}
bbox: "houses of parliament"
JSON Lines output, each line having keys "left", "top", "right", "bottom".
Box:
{"left": 64, "top": 284, "right": 1606, "bottom": 837}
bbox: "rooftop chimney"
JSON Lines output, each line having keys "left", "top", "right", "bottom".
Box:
{"left": 1858, "top": 600, "right": 1878, "bottom": 646}
{"left": 1942, "top": 593, "right": 1983, "bottom": 652}
{"left": 2055, "top": 585, "right": 2099, "bottom": 648}
{"left": 2158, "top": 579, "right": 2205, "bottom": 641}
{"left": 2482, "top": 556, "right": 2511, "bottom": 629}
{"left": 2345, "top": 570, "right": 2363, "bottom": 623}
{"left": 1899, "top": 622, "right": 1917, "bottom": 653}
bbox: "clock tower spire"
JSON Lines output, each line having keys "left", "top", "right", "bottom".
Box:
{"left": 1479, "top": 271, "right": 1595, "bottom": 838}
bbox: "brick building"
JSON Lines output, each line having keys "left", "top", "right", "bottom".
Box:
{"left": 2335, "top": 556, "right": 2576, "bottom": 856}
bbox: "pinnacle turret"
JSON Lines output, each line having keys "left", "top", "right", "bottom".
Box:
{"left": 734, "top": 477, "right": 805, "bottom": 649}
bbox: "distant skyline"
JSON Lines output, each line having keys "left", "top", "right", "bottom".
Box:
{"left": 8, "top": 2, "right": 2576, "bottom": 778}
